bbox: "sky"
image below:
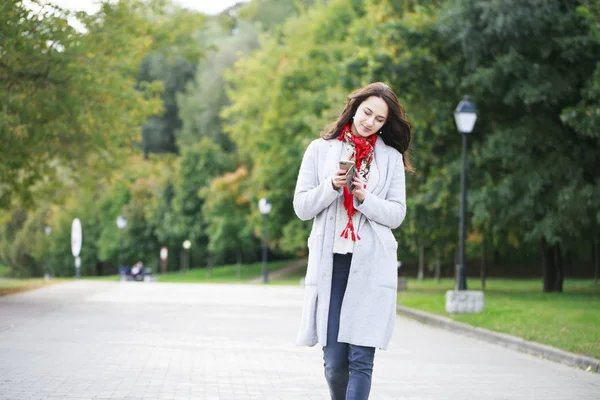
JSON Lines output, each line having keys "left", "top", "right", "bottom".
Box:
{"left": 47, "top": 0, "right": 249, "bottom": 15}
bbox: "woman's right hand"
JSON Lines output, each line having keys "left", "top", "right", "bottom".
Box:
{"left": 332, "top": 169, "right": 347, "bottom": 190}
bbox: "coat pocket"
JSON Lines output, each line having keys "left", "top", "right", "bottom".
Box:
{"left": 377, "top": 237, "right": 399, "bottom": 289}
{"left": 296, "top": 284, "right": 319, "bottom": 346}
{"left": 305, "top": 234, "right": 322, "bottom": 285}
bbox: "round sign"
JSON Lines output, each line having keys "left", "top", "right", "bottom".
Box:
{"left": 160, "top": 246, "right": 168, "bottom": 261}
{"left": 71, "top": 218, "right": 82, "bottom": 257}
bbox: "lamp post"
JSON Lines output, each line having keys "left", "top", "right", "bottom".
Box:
{"left": 44, "top": 226, "right": 52, "bottom": 279}
{"left": 258, "top": 198, "right": 272, "bottom": 283}
{"left": 182, "top": 240, "right": 191, "bottom": 272}
{"left": 116, "top": 216, "right": 127, "bottom": 272}
{"left": 454, "top": 96, "right": 477, "bottom": 291}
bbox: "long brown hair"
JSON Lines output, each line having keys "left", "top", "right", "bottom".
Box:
{"left": 321, "top": 82, "right": 413, "bottom": 171}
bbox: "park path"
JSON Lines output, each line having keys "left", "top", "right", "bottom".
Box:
{"left": 0, "top": 280, "right": 598, "bottom": 399}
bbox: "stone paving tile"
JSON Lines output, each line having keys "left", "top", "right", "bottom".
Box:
{"left": 0, "top": 281, "right": 599, "bottom": 399}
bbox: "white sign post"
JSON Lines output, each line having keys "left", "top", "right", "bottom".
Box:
{"left": 71, "top": 218, "right": 82, "bottom": 278}
{"left": 160, "top": 246, "right": 168, "bottom": 275}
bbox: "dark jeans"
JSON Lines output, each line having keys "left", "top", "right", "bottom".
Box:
{"left": 323, "top": 253, "right": 376, "bottom": 400}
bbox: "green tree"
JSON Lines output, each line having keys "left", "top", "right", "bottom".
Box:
{"left": 177, "top": 20, "right": 259, "bottom": 151}
{"left": 162, "top": 138, "right": 234, "bottom": 266}
{"left": 200, "top": 167, "right": 256, "bottom": 266}
{"left": 139, "top": 54, "right": 198, "bottom": 157}
{"left": 0, "top": 0, "right": 204, "bottom": 208}
{"left": 442, "top": 0, "right": 600, "bottom": 291}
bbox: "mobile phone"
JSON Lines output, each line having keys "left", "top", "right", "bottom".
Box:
{"left": 339, "top": 160, "right": 355, "bottom": 171}
{"left": 345, "top": 165, "right": 356, "bottom": 192}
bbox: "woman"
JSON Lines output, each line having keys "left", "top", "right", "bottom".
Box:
{"left": 293, "top": 82, "right": 412, "bottom": 400}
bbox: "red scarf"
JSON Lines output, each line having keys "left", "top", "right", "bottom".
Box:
{"left": 337, "top": 123, "right": 377, "bottom": 241}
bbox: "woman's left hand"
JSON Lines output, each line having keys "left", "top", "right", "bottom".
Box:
{"left": 352, "top": 174, "right": 368, "bottom": 203}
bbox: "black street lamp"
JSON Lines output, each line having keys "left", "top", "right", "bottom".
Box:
{"left": 454, "top": 96, "right": 477, "bottom": 291}
{"left": 44, "top": 226, "right": 52, "bottom": 279}
{"left": 182, "top": 240, "right": 191, "bottom": 272}
{"left": 116, "top": 216, "right": 128, "bottom": 271}
{"left": 258, "top": 198, "right": 272, "bottom": 284}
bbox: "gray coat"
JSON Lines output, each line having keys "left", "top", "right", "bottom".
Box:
{"left": 293, "top": 136, "right": 406, "bottom": 350}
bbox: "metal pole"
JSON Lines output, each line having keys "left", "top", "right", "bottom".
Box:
{"left": 458, "top": 133, "right": 468, "bottom": 290}
{"left": 119, "top": 232, "right": 123, "bottom": 269}
{"left": 262, "top": 213, "right": 268, "bottom": 283}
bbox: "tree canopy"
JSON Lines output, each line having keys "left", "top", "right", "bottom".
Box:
{"left": 2, "top": 0, "right": 598, "bottom": 292}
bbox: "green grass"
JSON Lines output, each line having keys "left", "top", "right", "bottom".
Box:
{"left": 398, "top": 278, "right": 600, "bottom": 360}
{"left": 0, "top": 264, "right": 10, "bottom": 277}
{"left": 0, "top": 278, "right": 66, "bottom": 296}
{"left": 86, "top": 259, "right": 296, "bottom": 283}
{"left": 157, "top": 260, "right": 292, "bottom": 283}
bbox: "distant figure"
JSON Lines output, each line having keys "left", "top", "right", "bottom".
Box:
{"left": 130, "top": 261, "right": 144, "bottom": 279}
{"left": 293, "top": 82, "right": 412, "bottom": 400}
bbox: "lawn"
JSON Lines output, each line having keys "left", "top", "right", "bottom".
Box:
{"left": 85, "top": 259, "right": 297, "bottom": 283}
{"left": 155, "top": 260, "right": 293, "bottom": 283}
{"left": 0, "top": 278, "right": 66, "bottom": 296}
{"left": 0, "top": 260, "right": 298, "bottom": 296}
{"left": 0, "top": 264, "right": 66, "bottom": 295}
{"left": 397, "top": 278, "right": 600, "bottom": 360}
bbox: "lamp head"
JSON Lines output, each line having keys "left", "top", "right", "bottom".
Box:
{"left": 454, "top": 96, "right": 477, "bottom": 134}
{"left": 258, "top": 198, "right": 272, "bottom": 215}
{"left": 116, "top": 216, "right": 128, "bottom": 229}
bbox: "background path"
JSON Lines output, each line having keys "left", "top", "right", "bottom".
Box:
{"left": 0, "top": 281, "right": 598, "bottom": 399}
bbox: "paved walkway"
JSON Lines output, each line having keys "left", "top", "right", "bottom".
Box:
{"left": 0, "top": 281, "right": 598, "bottom": 399}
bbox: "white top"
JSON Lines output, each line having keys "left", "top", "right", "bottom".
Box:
{"left": 333, "top": 142, "right": 379, "bottom": 254}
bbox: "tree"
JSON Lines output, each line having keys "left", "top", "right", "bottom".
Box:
{"left": 164, "top": 138, "right": 234, "bottom": 266}
{"left": 442, "top": 0, "right": 600, "bottom": 291}
{"left": 177, "top": 20, "right": 259, "bottom": 151}
{"left": 0, "top": 0, "right": 204, "bottom": 208}
{"left": 200, "top": 167, "right": 256, "bottom": 266}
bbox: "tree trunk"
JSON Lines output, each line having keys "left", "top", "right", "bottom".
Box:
{"left": 236, "top": 246, "right": 242, "bottom": 279}
{"left": 418, "top": 243, "right": 424, "bottom": 280}
{"left": 553, "top": 243, "right": 564, "bottom": 292}
{"left": 207, "top": 253, "right": 213, "bottom": 278}
{"left": 541, "top": 237, "right": 564, "bottom": 292}
{"left": 593, "top": 238, "right": 598, "bottom": 286}
{"left": 434, "top": 259, "right": 441, "bottom": 283}
{"left": 481, "top": 236, "right": 487, "bottom": 291}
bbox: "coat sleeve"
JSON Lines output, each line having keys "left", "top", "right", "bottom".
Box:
{"left": 293, "top": 140, "right": 342, "bottom": 221}
{"left": 355, "top": 153, "right": 406, "bottom": 229}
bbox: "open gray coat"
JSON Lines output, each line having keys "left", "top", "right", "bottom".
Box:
{"left": 293, "top": 136, "right": 406, "bottom": 350}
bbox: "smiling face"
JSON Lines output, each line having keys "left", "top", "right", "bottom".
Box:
{"left": 351, "top": 96, "right": 389, "bottom": 138}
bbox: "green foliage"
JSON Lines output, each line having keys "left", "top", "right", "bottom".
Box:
{"left": 0, "top": 0, "right": 164, "bottom": 208}
{"left": 441, "top": 0, "right": 600, "bottom": 245}
{"left": 177, "top": 20, "right": 259, "bottom": 151}
{"left": 160, "top": 138, "right": 235, "bottom": 265}
{"left": 561, "top": 2, "right": 600, "bottom": 140}
{"left": 2, "top": 0, "right": 599, "bottom": 286}
{"left": 237, "top": 0, "right": 321, "bottom": 32}
{"left": 138, "top": 54, "right": 198, "bottom": 156}
{"left": 200, "top": 167, "right": 257, "bottom": 263}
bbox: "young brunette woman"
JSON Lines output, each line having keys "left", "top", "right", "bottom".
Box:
{"left": 293, "top": 82, "right": 412, "bottom": 400}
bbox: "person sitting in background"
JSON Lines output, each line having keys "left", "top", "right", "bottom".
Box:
{"left": 130, "top": 261, "right": 144, "bottom": 279}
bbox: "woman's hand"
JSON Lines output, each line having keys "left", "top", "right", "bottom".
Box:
{"left": 332, "top": 169, "right": 348, "bottom": 190}
{"left": 352, "top": 174, "right": 368, "bottom": 203}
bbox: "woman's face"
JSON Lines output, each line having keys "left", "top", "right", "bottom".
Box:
{"left": 351, "top": 96, "right": 388, "bottom": 138}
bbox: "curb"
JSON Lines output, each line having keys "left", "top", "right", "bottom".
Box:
{"left": 396, "top": 304, "right": 600, "bottom": 373}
